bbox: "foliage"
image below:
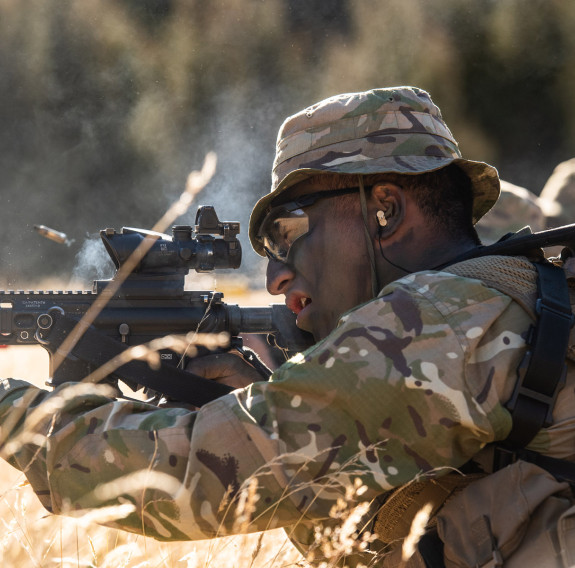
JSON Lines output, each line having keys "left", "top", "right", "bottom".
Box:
{"left": 1, "top": 0, "right": 575, "bottom": 284}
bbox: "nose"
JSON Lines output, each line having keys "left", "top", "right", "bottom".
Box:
{"left": 266, "top": 259, "right": 295, "bottom": 296}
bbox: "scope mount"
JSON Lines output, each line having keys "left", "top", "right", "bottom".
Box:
{"left": 94, "top": 206, "right": 242, "bottom": 298}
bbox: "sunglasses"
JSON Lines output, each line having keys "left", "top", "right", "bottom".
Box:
{"left": 257, "top": 187, "right": 361, "bottom": 262}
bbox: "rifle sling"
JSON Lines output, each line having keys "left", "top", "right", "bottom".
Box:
{"left": 435, "top": 223, "right": 575, "bottom": 269}
{"left": 47, "top": 314, "right": 234, "bottom": 406}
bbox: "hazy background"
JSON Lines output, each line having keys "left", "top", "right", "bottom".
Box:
{"left": 1, "top": 0, "right": 574, "bottom": 288}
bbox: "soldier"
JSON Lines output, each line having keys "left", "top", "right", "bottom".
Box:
{"left": 1, "top": 87, "right": 575, "bottom": 567}
{"left": 539, "top": 157, "right": 575, "bottom": 228}
{"left": 475, "top": 179, "right": 547, "bottom": 244}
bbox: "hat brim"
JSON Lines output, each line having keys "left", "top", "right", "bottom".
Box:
{"left": 249, "top": 156, "right": 500, "bottom": 256}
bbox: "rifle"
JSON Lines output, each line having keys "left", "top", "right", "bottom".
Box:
{"left": 0, "top": 206, "right": 314, "bottom": 406}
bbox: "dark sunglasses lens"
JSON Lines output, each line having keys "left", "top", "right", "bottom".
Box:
{"left": 259, "top": 208, "right": 309, "bottom": 260}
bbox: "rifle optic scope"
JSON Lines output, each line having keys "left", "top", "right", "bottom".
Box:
{"left": 100, "top": 206, "right": 241, "bottom": 275}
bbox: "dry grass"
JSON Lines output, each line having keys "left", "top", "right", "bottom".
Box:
{"left": 0, "top": 343, "right": 388, "bottom": 568}
{"left": 0, "top": 345, "right": 305, "bottom": 568}
{"left": 0, "top": 292, "right": 382, "bottom": 567}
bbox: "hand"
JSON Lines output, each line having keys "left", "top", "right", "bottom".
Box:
{"left": 185, "top": 352, "right": 264, "bottom": 390}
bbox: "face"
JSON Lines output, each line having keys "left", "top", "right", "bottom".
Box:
{"left": 264, "top": 193, "right": 373, "bottom": 341}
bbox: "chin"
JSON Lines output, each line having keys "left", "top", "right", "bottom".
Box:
{"left": 311, "top": 321, "right": 337, "bottom": 342}
{"left": 299, "top": 308, "right": 339, "bottom": 342}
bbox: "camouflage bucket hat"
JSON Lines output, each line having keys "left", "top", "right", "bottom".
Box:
{"left": 538, "top": 157, "right": 575, "bottom": 227}
{"left": 249, "top": 86, "right": 500, "bottom": 255}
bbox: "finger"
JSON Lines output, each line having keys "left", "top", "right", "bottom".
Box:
{"left": 185, "top": 354, "right": 230, "bottom": 379}
{"left": 185, "top": 353, "right": 248, "bottom": 380}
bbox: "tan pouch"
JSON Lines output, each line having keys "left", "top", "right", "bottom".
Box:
{"left": 558, "top": 503, "right": 575, "bottom": 568}
{"left": 436, "top": 461, "right": 572, "bottom": 568}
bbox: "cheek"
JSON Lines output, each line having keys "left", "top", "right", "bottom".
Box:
{"left": 321, "top": 234, "right": 372, "bottom": 298}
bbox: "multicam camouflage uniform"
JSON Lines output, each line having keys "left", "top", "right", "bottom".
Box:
{"left": 1, "top": 88, "right": 574, "bottom": 567}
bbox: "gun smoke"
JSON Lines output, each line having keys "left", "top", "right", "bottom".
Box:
{"left": 72, "top": 236, "right": 114, "bottom": 287}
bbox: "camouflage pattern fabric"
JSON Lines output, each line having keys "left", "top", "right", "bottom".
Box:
{"left": 249, "top": 86, "right": 500, "bottom": 255}
{"left": 1, "top": 258, "right": 574, "bottom": 565}
{"left": 539, "top": 157, "right": 575, "bottom": 227}
{"left": 475, "top": 180, "right": 547, "bottom": 245}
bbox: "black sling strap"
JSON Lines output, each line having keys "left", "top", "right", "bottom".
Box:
{"left": 503, "top": 261, "right": 574, "bottom": 449}
{"left": 45, "top": 312, "right": 234, "bottom": 406}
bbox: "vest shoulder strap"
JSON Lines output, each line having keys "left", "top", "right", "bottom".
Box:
{"left": 503, "top": 262, "right": 574, "bottom": 448}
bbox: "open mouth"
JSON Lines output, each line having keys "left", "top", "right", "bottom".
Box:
{"left": 288, "top": 294, "right": 312, "bottom": 315}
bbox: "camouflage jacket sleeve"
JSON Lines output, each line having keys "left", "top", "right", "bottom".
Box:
{"left": 0, "top": 271, "right": 525, "bottom": 545}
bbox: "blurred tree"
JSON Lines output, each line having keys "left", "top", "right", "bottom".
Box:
{"left": 121, "top": 0, "right": 173, "bottom": 31}
{"left": 1, "top": 0, "right": 575, "bottom": 286}
{"left": 284, "top": 0, "right": 352, "bottom": 63}
{"left": 0, "top": 0, "right": 306, "bottom": 285}
{"left": 449, "top": 0, "right": 574, "bottom": 191}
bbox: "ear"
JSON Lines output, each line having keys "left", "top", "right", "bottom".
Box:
{"left": 370, "top": 182, "right": 405, "bottom": 239}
